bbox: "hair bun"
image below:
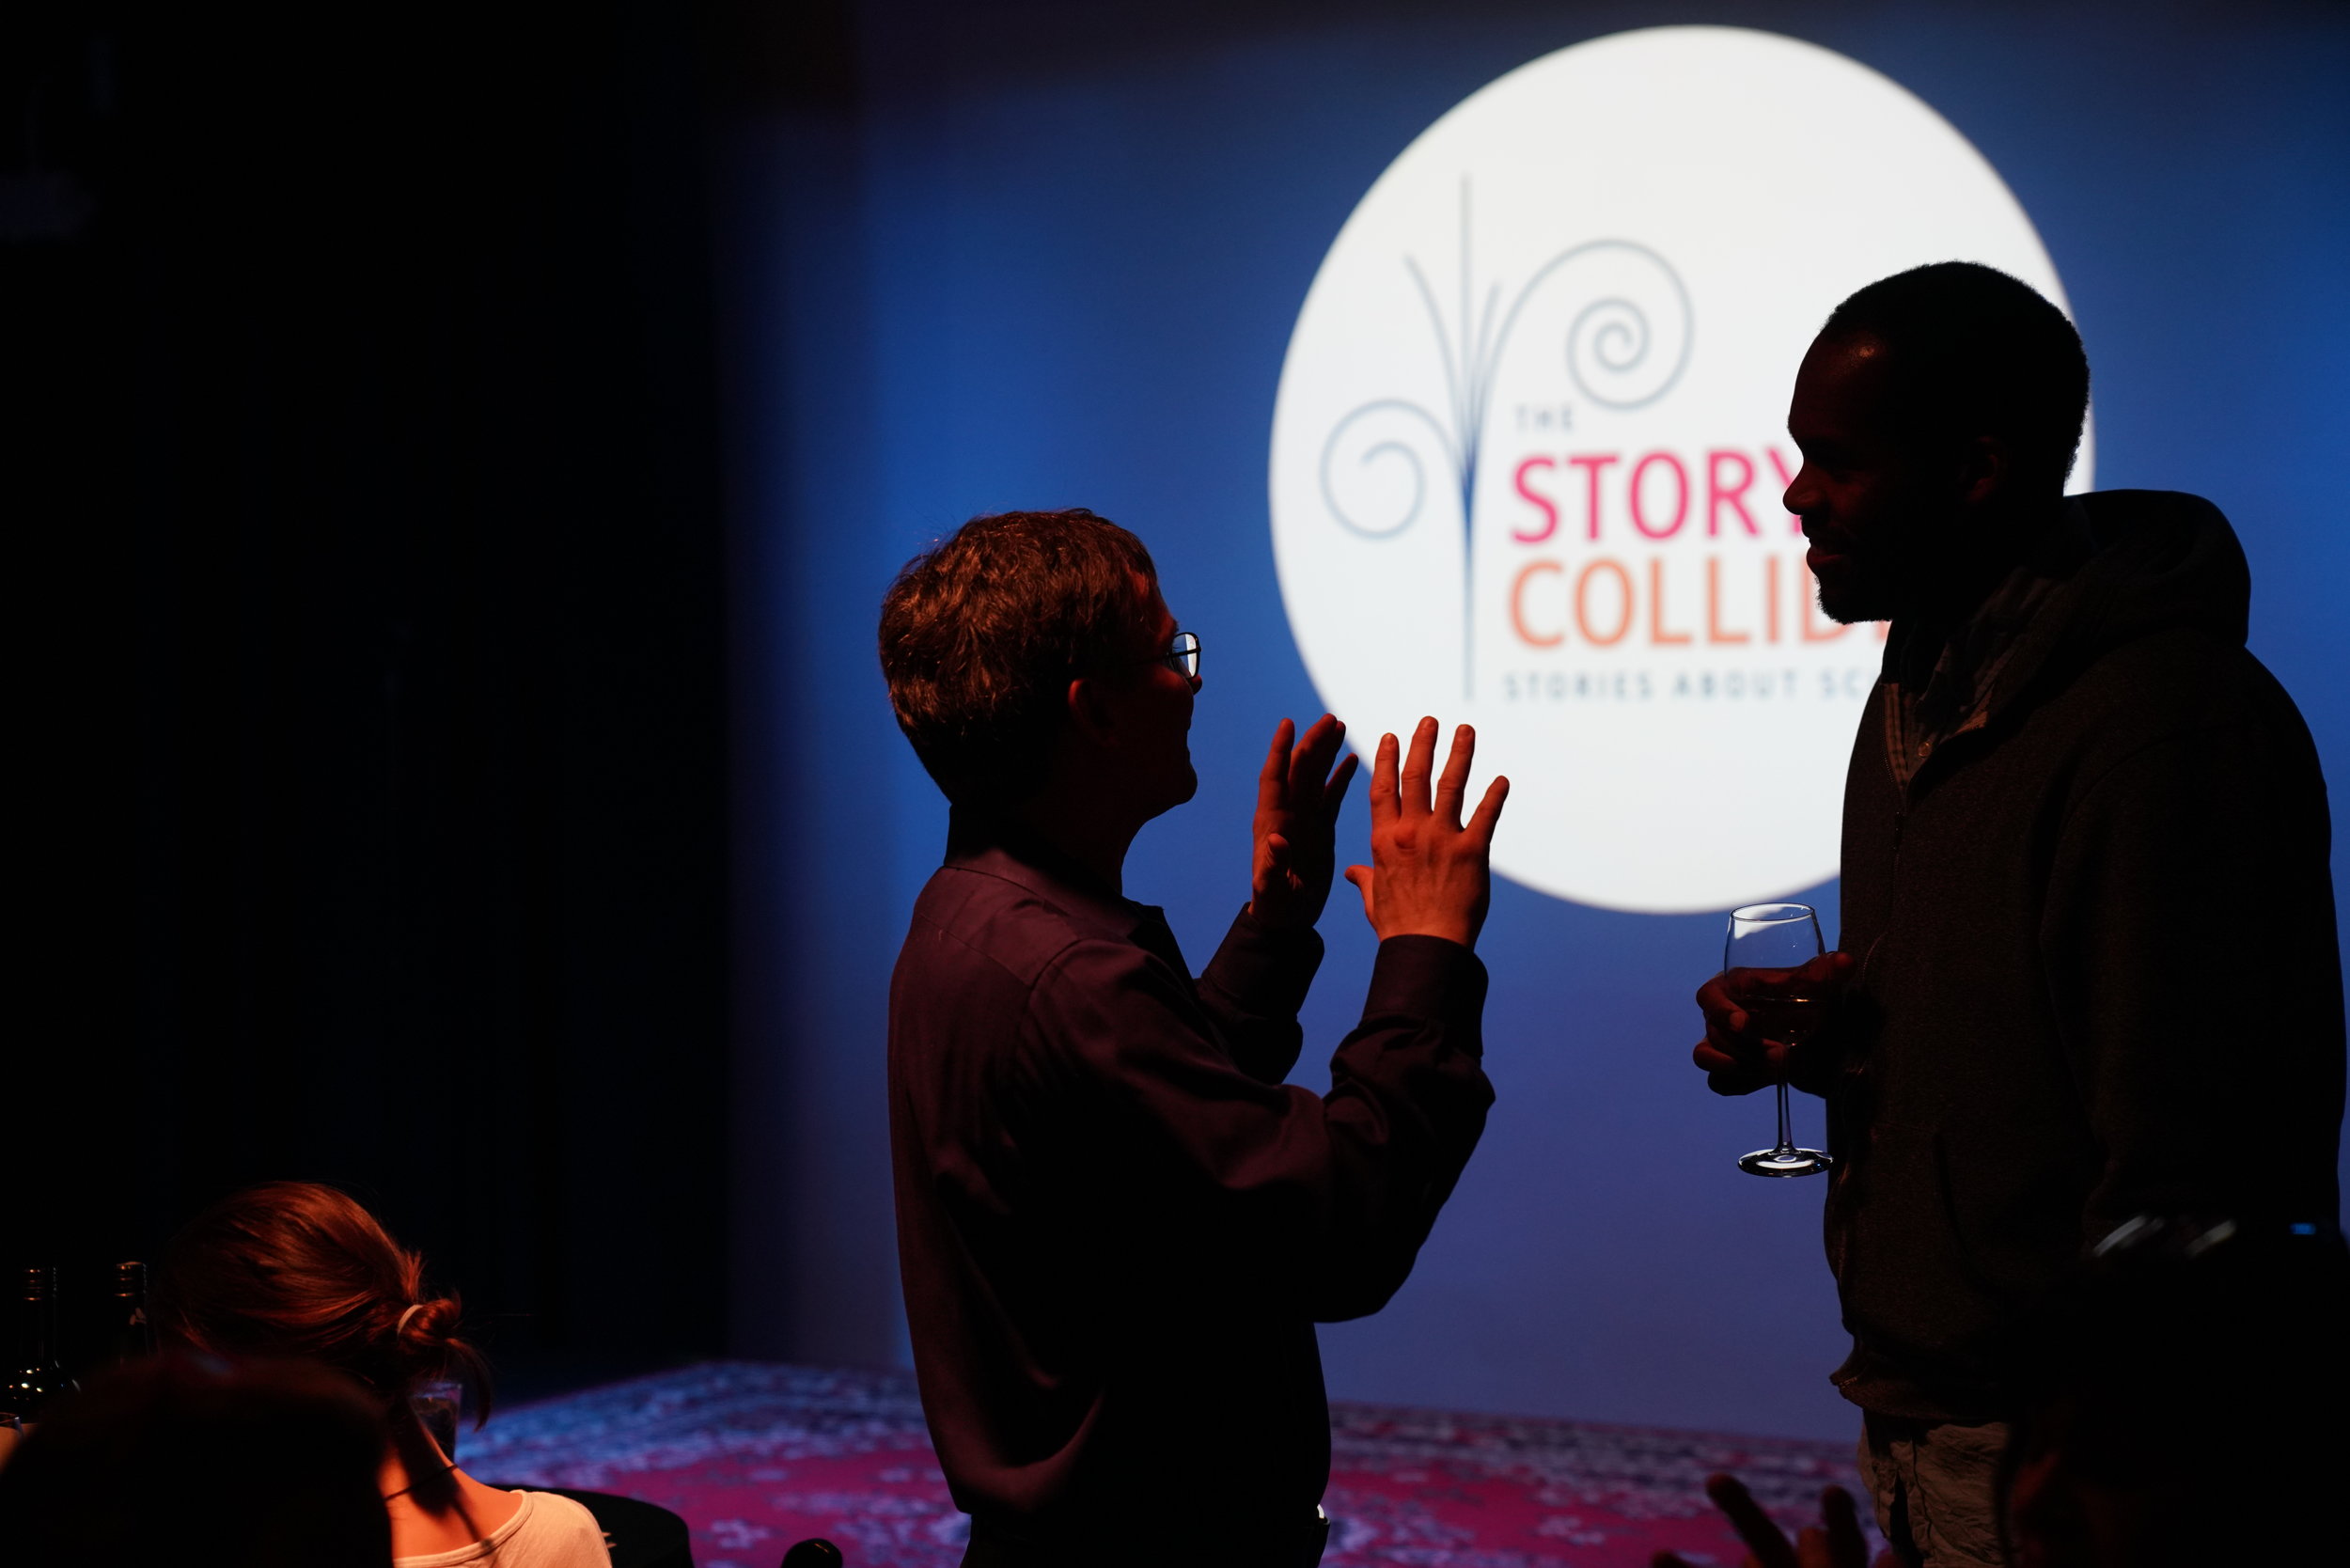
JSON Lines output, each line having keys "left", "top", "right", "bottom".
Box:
{"left": 396, "top": 1296, "right": 460, "bottom": 1347}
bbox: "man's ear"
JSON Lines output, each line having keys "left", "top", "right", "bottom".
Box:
{"left": 1957, "top": 434, "right": 2010, "bottom": 508}
{"left": 1065, "top": 675, "right": 1118, "bottom": 747}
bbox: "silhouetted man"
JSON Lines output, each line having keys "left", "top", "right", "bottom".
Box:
{"left": 1691, "top": 264, "right": 2344, "bottom": 1566}
{"left": 879, "top": 510, "right": 1509, "bottom": 1568}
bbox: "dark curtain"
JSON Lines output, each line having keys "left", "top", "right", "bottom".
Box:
{"left": 5, "top": 1, "right": 730, "bottom": 1385}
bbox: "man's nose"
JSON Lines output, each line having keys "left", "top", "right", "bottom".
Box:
{"left": 1781, "top": 469, "right": 1819, "bottom": 519}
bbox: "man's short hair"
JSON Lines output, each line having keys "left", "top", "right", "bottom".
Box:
{"left": 1823, "top": 261, "right": 2090, "bottom": 490}
{"left": 879, "top": 509, "right": 1159, "bottom": 805}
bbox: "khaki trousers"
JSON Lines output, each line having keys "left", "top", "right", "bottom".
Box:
{"left": 1856, "top": 1412, "right": 2014, "bottom": 1567}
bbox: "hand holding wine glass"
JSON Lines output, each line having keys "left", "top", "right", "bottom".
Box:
{"left": 1694, "top": 948, "right": 1856, "bottom": 1095}
{"left": 1716, "top": 902, "right": 1840, "bottom": 1177}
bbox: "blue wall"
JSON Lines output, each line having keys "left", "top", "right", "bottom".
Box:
{"left": 724, "top": 0, "right": 2350, "bottom": 1440}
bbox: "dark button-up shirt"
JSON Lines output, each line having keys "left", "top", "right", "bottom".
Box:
{"left": 887, "top": 811, "right": 1494, "bottom": 1558}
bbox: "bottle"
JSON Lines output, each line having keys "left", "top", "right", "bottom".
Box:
{"left": 3, "top": 1265, "right": 77, "bottom": 1424}
{"left": 104, "top": 1261, "right": 158, "bottom": 1366}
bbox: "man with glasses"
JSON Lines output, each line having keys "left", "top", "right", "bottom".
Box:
{"left": 879, "top": 509, "right": 1508, "bottom": 1568}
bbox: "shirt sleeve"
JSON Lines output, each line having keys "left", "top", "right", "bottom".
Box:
{"left": 1025, "top": 931, "right": 1494, "bottom": 1323}
{"left": 1196, "top": 904, "right": 1325, "bottom": 1085}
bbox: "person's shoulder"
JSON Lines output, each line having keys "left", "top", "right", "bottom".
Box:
{"left": 2048, "top": 635, "right": 2328, "bottom": 823}
{"left": 390, "top": 1491, "right": 609, "bottom": 1568}
{"left": 2075, "top": 626, "right": 2310, "bottom": 745}
{"left": 504, "top": 1491, "right": 611, "bottom": 1566}
{"left": 901, "top": 861, "right": 1131, "bottom": 993}
{"left": 2062, "top": 487, "right": 2270, "bottom": 720}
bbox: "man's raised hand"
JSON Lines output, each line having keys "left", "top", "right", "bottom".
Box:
{"left": 1342, "top": 718, "right": 1509, "bottom": 949}
{"left": 1246, "top": 713, "right": 1361, "bottom": 931}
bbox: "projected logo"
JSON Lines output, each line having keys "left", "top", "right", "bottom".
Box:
{"left": 1269, "top": 25, "right": 2091, "bottom": 913}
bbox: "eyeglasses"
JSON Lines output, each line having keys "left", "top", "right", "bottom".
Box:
{"left": 1148, "top": 632, "right": 1201, "bottom": 682}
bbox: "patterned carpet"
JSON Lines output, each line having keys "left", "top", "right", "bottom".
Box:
{"left": 464, "top": 1362, "right": 1869, "bottom": 1568}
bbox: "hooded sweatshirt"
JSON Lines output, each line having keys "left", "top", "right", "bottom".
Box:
{"left": 1822, "top": 490, "right": 2344, "bottom": 1421}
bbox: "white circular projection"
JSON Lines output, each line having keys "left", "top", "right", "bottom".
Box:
{"left": 1269, "top": 25, "right": 2089, "bottom": 914}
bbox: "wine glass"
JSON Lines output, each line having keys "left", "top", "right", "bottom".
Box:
{"left": 1723, "top": 902, "right": 1833, "bottom": 1178}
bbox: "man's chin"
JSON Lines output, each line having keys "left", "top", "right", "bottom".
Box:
{"left": 1147, "top": 761, "right": 1199, "bottom": 821}
{"left": 1811, "top": 571, "right": 1895, "bottom": 626}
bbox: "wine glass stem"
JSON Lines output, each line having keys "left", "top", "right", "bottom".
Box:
{"left": 1775, "top": 1079, "right": 1795, "bottom": 1154}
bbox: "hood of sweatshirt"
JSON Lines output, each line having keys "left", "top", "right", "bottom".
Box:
{"left": 1951, "top": 490, "right": 2252, "bottom": 737}
{"left": 2070, "top": 488, "right": 2250, "bottom": 652}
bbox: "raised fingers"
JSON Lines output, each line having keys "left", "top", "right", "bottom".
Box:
{"left": 1368, "top": 730, "right": 1402, "bottom": 829}
{"left": 1322, "top": 750, "right": 1360, "bottom": 825}
{"left": 1399, "top": 715, "right": 1439, "bottom": 819}
{"left": 1434, "top": 723, "right": 1476, "bottom": 825}
{"left": 1816, "top": 1487, "right": 1867, "bottom": 1568}
{"left": 1704, "top": 1474, "right": 1799, "bottom": 1568}
{"left": 1258, "top": 718, "right": 1294, "bottom": 812}
{"left": 1292, "top": 713, "right": 1347, "bottom": 799}
{"left": 1464, "top": 773, "right": 1509, "bottom": 850}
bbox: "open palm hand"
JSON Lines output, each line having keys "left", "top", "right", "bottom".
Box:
{"left": 1247, "top": 713, "right": 1359, "bottom": 930}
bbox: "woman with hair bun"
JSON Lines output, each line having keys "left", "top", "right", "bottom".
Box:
{"left": 154, "top": 1181, "right": 610, "bottom": 1567}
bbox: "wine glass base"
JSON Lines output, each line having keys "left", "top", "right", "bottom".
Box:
{"left": 1738, "top": 1146, "right": 1832, "bottom": 1178}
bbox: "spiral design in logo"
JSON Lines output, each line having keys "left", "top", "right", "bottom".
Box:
{"left": 1318, "top": 400, "right": 1460, "bottom": 541}
{"left": 1542, "top": 243, "right": 1694, "bottom": 410}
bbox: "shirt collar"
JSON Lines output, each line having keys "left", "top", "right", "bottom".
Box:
{"left": 942, "top": 805, "right": 1168, "bottom": 942}
{"left": 1883, "top": 500, "right": 2095, "bottom": 789}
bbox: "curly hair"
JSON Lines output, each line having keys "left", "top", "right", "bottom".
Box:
{"left": 878, "top": 509, "right": 1160, "bottom": 804}
{"left": 151, "top": 1182, "right": 493, "bottom": 1428}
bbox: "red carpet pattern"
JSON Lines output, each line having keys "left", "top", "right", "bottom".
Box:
{"left": 466, "top": 1362, "right": 1872, "bottom": 1567}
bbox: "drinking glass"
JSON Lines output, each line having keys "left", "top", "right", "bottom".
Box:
{"left": 1723, "top": 902, "right": 1833, "bottom": 1178}
{"left": 411, "top": 1378, "right": 462, "bottom": 1459}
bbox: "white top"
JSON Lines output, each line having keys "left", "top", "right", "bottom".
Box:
{"left": 392, "top": 1490, "right": 612, "bottom": 1568}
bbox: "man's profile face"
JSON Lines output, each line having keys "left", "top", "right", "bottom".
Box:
{"left": 1783, "top": 332, "right": 1953, "bottom": 624}
{"left": 1111, "top": 589, "right": 1200, "bottom": 818}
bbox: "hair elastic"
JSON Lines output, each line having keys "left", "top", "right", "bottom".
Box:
{"left": 396, "top": 1303, "right": 426, "bottom": 1336}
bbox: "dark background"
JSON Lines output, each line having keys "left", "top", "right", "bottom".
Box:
{"left": 5, "top": 0, "right": 774, "bottom": 1388}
